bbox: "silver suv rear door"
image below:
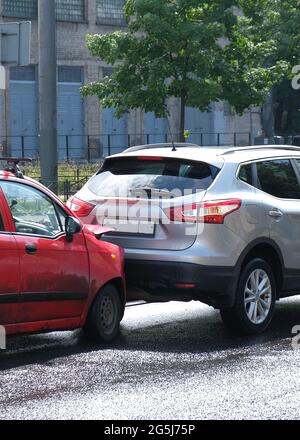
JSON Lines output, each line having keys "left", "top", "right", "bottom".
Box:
{"left": 255, "top": 158, "right": 300, "bottom": 272}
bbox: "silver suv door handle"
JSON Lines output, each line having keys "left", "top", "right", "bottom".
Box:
{"left": 268, "top": 209, "right": 283, "bottom": 219}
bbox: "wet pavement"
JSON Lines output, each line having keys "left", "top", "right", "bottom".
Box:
{"left": 1, "top": 298, "right": 300, "bottom": 420}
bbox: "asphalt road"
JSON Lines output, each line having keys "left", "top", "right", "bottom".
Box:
{"left": 1, "top": 298, "right": 300, "bottom": 420}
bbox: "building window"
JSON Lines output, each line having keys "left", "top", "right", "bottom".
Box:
{"left": 103, "top": 67, "right": 114, "bottom": 77}
{"left": 3, "top": 0, "right": 85, "bottom": 22}
{"left": 56, "top": 0, "right": 85, "bottom": 22}
{"left": 96, "top": 0, "right": 126, "bottom": 26}
{"left": 10, "top": 65, "right": 37, "bottom": 81}
{"left": 3, "top": 0, "right": 37, "bottom": 18}
{"left": 58, "top": 66, "right": 83, "bottom": 83}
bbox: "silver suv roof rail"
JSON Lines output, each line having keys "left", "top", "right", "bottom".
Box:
{"left": 220, "top": 145, "right": 300, "bottom": 155}
{"left": 123, "top": 143, "right": 201, "bottom": 153}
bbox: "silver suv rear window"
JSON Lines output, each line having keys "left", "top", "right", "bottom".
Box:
{"left": 88, "top": 157, "right": 220, "bottom": 198}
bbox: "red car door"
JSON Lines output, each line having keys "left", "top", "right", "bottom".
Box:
{"left": 0, "top": 187, "right": 20, "bottom": 326}
{"left": 0, "top": 180, "right": 90, "bottom": 323}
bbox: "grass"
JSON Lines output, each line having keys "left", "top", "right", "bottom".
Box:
{"left": 23, "top": 161, "right": 101, "bottom": 200}
{"left": 23, "top": 162, "right": 100, "bottom": 181}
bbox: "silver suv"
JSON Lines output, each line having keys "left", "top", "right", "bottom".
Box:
{"left": 68, "top": 143, "right": 300, "bottom": 335}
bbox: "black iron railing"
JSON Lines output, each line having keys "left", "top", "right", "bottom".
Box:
{"left": 0, "top": 132, "right": 253, "bottom": 162}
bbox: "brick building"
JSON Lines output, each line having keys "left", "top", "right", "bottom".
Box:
{"left": 0, "top": 0, "right": 261, "bottom": 160}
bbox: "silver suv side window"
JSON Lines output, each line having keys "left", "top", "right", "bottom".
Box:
{"left": 256, "top": 159, "right": 300, "bottom": 199}
{"left": 239, "top": 164, "right": 253, "bottom": 185}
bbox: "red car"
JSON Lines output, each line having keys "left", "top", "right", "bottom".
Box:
{"left": 0, "top": 159, "right": 126, "bottom": 342}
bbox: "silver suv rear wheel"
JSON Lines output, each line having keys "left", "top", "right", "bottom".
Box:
{"left": 244, "top": 269, "right": 272, "bottom": 325}
{"left": 220, "top": 258, "right": 276, "bottom": 335}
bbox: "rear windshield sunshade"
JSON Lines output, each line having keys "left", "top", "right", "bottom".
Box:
{"left": 88, "top": 157, "right": 220, "bottom": 198}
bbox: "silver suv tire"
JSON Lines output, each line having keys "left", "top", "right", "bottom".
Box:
{"left": 220, "top": 258, "right": 276, "bottom": 335}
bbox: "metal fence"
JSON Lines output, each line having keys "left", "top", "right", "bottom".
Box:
{"left": 53, "top": 176, "right": 90, "bottom": 201}
{"left": 14, "top": 132, "right": 300, "bottom": 200}
{"left": 0, "top": 132, "right": 252, "bottom": 162}
{"left": 25, "top": 173, "right": 93, "bottom": 202}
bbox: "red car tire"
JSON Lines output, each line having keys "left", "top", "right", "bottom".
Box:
{"left": 84, "top": 284, "right": 122, "bottom": 342}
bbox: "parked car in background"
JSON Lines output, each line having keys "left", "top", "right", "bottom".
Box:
{"left": 0, "top": 159, "right": 125, "bottom": 342}
{"left": 69, "top": 143, "right": 300, "bottom": 335}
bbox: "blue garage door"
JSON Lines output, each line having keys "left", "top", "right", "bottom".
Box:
{"left": 10, "top": 66, "right": 39, "bottom": 158}
{"left": 144, "top": 112, "right": 167, "bottom": 144}
{"left": 101, "top": 68, "right": 128, "bottom": 156}
{"left": 102, "top": 108, "right": 128, "bottom": 156}
{"left": 58, "top": 67, "right": 84, "bottom": 160}
{"left": 185, "top": 107, "right": 213, "bottom": 145}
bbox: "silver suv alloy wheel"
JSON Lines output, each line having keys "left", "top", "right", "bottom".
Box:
{"left": 244, "top": 269, "right": 272, "bottom": 325}
{"left": 220, "top": 258, "right": 276, "bottom": 335}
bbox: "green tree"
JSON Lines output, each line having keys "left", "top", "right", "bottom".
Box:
{"left": 261, "top": 0, "right": 300, "bottom": 136}
{"left": 81, "top": 0, "right": 288, "bottom": 142}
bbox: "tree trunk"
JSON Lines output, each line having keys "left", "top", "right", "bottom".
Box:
{"left": 179, "top": 93, "right": 186, "bottom": 143}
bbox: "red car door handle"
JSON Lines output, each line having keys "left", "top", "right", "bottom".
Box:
{"left": 25, "top": 244, "right": 38, "bottom": 255}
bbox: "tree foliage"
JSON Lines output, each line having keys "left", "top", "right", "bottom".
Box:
{"left": 263, "top": 0, "right": 300, "bottom": 135}
{"left": 81, "top": 0, "right": 289, "bottom": 140}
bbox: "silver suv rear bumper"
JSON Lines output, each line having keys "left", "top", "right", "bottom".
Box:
{"left": 125, "top": 259, "right": 240, "bottom": 309}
